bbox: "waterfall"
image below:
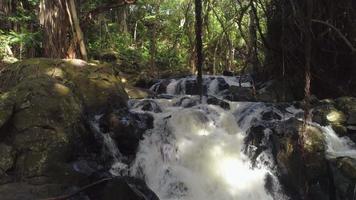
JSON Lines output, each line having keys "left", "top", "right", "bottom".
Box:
{"left": 97, "top": 75, "right": 356, "bottom": 200}
{"left": 129, "top": 100, "right": 287, "bottom": 200}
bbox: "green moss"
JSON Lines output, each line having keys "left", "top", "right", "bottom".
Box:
{"left": 0, "top": 58, "right": 128, "bottom": 184}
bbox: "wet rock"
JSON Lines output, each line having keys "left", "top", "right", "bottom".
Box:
{"left": 153, "top": 79, "right": 171, "bottom": 94}
{"left": 175, "top": 96, "right": 199, "bottom": 108}
{"left": 227, "top": 86, "right": 255, "bottom": 101}
{"left": 100, "top": 111, "right": 154, "bottom": 156}
{"left": 206, "top": 96, "right": 230, "bottom": 110}
{"left": 216, "top": 77, "right": 229, "bottom": 91}
{"left": 88, "top": 177, "right": 160, "bottom": 200}
{"left": 156, "top": 94, "right": 175, "bottom": 99}
{"left": 132, "top": 100, "right": 162, "bottom": 113}
{"left": 310, "top": 99, "right": 351, "bottom": 138}
{"left": 261, "top": 110, "right": 282, "bottom": 121}
{"left": 273, "top": 119, "right": 328, "bottom": 198}
{"left": 185, "top": 79, "right": 198, "bottom": 95}
{"left": 246, "top": 117, "right": 330, "bottom": 199}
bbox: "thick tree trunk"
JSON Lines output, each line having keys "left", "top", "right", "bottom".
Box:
{"left": 195, "top": 0, "right": 203, "bottom": 98}
{"left": 39, "top": 0, "right": 71, "bottom": 58}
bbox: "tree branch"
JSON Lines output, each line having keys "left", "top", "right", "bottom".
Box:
{"left": 311, "top": 19, "right": 356, "bottom": 53}
{"left": 84, "top": 0, "right": 135, "bottom": 21}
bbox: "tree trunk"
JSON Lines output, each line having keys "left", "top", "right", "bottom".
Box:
{"left": 248, "top": 1, "right": 259, "bottom": 74}
{"left": 303, "top": 0, "right": 313, "bottom": 123}
{"left": 195, "top": 0, "right": 203, "bottom": 98}
{"left": 117, "top": 5, "right": 128, "bottom": 33}
{"left": 149, "top": 23, "right": 157, "bottom": 77}
{"left": 39, "top": 0, "right": 71, "bottom": 58}
{"left": 68, "top": 0, "right": 88, "bottom": 61}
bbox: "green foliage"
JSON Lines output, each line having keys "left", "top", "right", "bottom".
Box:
{"left": 2, "top": 0, "right": 269, "bottom": 76}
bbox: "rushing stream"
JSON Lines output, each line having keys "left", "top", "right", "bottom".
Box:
{"left": 129, "top": 99, "right": 286, "bottom": 200}
{"left": 93, "top": 75, "right": 356, "bottom": 200}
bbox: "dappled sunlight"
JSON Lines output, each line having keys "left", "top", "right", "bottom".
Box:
{"left": 53, "top": 83, "right": 70, "bottom": 96}
{"left": 64, "top": 59, "right": 87, "bottom": 67}
{"left": 326, "top": 110, "right": 344, "bottom": 122}
{"left": 46, "top": 67, "right": 64, "bottom": 79}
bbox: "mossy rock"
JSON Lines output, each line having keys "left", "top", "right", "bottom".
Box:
{"left": 335, "top": 97, "right": 356, "bottom": 113}
{"left": 0, "top": 58, "right": 129, "bottom": 197}
{"left": 312, "top": 102, "right": 348, "bottom": 136}
{"left": 272, "top": 118, "right": 328, "bottom": 197}
{"left": 337, "top": 157, "right": 356, "bottom": 180}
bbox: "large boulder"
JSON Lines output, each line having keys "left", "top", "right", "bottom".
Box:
{"left": 245, "top": 118, "right": 331, "bottom": 199}
{"left": 227, "top": 86, "right": 255, "bottom": 101}
{"left": 0, "top": 58, "right": 128, "bottom": 199}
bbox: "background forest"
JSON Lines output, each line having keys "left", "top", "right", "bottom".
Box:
{"left": 1, "top": 0, "right": 356, "bottom": 99}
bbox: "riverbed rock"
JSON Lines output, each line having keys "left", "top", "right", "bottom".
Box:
{"left": 227, "top": 86, "right": 255, "bottom": 101}
{"left": 99, "top": 110, "right": 154, "bottom": 156}
{"left": 246, "top": 117, "right": 331, "bottom": 199}
{"left": 206, "top": 96, "right": 230, "bottom": 110}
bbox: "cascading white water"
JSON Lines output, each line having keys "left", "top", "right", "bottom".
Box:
{"left": 98, "top": 75, "right": 356, "bottom": 200}
{"left": 150, "top": 75, "right": 253, "bottom": 96}
{"left": 129, "top": 100, "right": 286, "bottom": 200}
{"left": 316, "top": 125, "right": 356, "bottom": 159}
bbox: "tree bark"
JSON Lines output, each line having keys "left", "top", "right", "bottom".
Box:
{"left": 195, "top": 0, "right": 204, "bottom": 98}
{"left": 117, "top": 5, "right": 129, "bottom": 33}
{"left": 303, "top": 0, "right": 313, "bottom": 123}
{"left": 248, "top": 0, "right": 259, "bottom": 74}
{"left": 39, "top": 0, "right": 71, "bottom": 58}
{"left": 68, "top": 0, "right": 88, "bottom": 60}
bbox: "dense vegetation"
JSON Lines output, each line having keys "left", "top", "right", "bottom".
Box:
{"left": 1, "top": 0, "right": 356, "bottom": 98}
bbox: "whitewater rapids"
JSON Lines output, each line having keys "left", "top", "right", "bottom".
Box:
{"left": 129, "top": 99, "right": 287, "bottom": 200}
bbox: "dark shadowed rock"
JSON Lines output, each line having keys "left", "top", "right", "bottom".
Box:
{"left": 87, "top": 177, "right": 160, "bottom": 200}
{"left": 132, "top": 100, "right": 162, "bottom": 113}
{"left": 100, "top": 110, "right": 154, "bottom": 156}
{"left": 206, "top": 96, "right": 230, "bottom": 110}
{"left": 227, "top": 86, "right": 255, "bottom": 101}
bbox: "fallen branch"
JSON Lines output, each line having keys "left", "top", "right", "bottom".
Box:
{"left": 43, "top": 177, "right": 113, "bottom": 200}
